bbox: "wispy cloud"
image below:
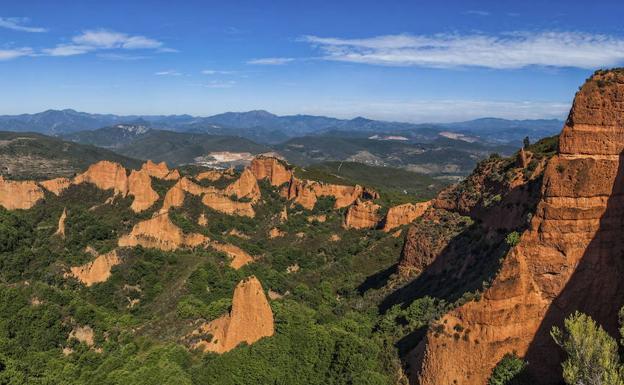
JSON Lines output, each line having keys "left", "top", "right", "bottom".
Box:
{"left": 247, "top": 57, "right": 294, "bottom": 65}
{"left": 465, "top": 10, "right": 490, "bottom": 16}
{"left": 301, "top": 32, "right": 624, "bottom": 69}
{"left": 43, "top": 29, "right": 172, "bottom": 57}
{"left": 155, "top": 70, "right": 182, "bottom": 76}
{"left": 0, "top": 47, "right": 34, "bottom": 60}
{"left": 0, "top": 17, "right": 47, "bottom": 33}
{"left": 201, "top": 69, "right": 236, "bottom": 75}
{"left": 204, "top": 80, "right": 236, "bottom": 88}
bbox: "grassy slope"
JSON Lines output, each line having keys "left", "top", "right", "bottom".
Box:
{"left": 0, "top": 131, "right": 142, "bottom": 180}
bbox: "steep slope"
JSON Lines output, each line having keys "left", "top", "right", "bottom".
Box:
{"left": 0, "top": 131, "right": 141, "bottom": 180}
{"left": 414, "top": 69, "right": 624, "bottom": 385}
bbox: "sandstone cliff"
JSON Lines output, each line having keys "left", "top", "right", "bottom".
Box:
{"left": 224, "top": 168, "right": 261, "bottom": 202}
{"left": 128, "top": 169, "right": 159, "bottom": 212}
{"left": 39, "top": 177, "right": 71, "bottom": 196}
{"left": 67, "top": 250, "right": 121, "bottom": 286}
{"left": 415, "top": 69, "right": 624, "bottom": 385}
{"left": 141, "top": 160, "right": 179, "bottom": 180}
{"left": 250, "top": 156, "right": 292, "bottom": 186}
{"left": 343, "top": 199, "right": 381, "bottom": 229}
{"left": 55, "top": 208, "right": 67, "bottom": 238}
{"left": 210, "top": 242, "right": 254, "bottom": 269}
{"left": 191, "top": 276, "right": 274, "bottom": 353}
{"left": 118, "top": 212, "right": 207, "bottom": 251}
{"left": 0, "top": 176, "right": 44, "bottom": 210}
{"left": 74, "top": 161, "right": 129, "bottom": 196}
{"left": 382, "top": 201, "right": 431, "bottom": 232}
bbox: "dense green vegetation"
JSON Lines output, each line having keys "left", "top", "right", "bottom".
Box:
{"left": 294, "top": 161, "right": 448, "bottom": 205}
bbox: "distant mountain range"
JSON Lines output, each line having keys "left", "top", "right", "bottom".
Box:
{"left": 0, "top": 109, "right": 564, "bottom": 146}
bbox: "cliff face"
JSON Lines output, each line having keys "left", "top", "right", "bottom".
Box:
{"left": 415, "top": 70, "right": 624, "bottom": 385}
{"left": 191, "top": 276, "right": 274, "bottom": 353}
{"left": 210, "top": 242, "right": 254, "bottom": 270}
{"left": 128, "top": 169, "right": 159, "bottom": 212}
{"left": 55, "top": 208, "right": 67, "bottom": 238}
{"left": 141, "top": 160, "right": 179, "bottom": 180}
{"left": 118, "top": 212, "right": 207, "bottom": 251}
{"left": 74, "top": 161, "right": 129, "bottom": 196}
{"left": 382, "top": 201, "right": 431, "bottom": 232}
{"left": 250, "top": 156, "right": 293, "bottom": 186}
{"left": 343, "top": 199, "right": 381, "bottom": 229}
{"left": 67, "top": 250, "right": 121, "bottom": 286}
{"left": 40, "top": 177, "right": 71, "bottom": 196}
{"left": 0, "top": 176, "right": 44, "bottom": 210}
{"left": 224, "top": 168, "right": 261, "bottom": 202}
{"left": 286, "top": 178, "right": 378, "bottom": 210}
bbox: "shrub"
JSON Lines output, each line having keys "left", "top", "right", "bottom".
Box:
{"left": 551, "top": 311, "right": 624, "bottom": 385}
{"left": 488, "top": 353, "right": 528, "bottom": 385}
{"left": 505, "top": 232, "right": 520, "bottom": 247}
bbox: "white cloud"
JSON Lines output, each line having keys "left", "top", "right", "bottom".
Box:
{"left": 247, "top": 57, "right": 294, "bottom": 65}
{"left": 42, "top": 29, "right": 171, "bottom": 57}
{"left": 301, "top": 31, "right": 624, "bottom": 69}
{"left": 0, "top": 47, "right": 34, "bottom": 60}
{"left": 465, "top": 10, "right": 490, "bottom": 16}
{"left": 42, "top": 44, "right": 91, "bottom": 57}
{"left": 155, "top": 70, "right": 182, "bottom": 76}
{"left": 201, "top": 69, "right": 235, "bottom": 75}
{"left": 0, "top": 17, "right": 47, "bottom": 33}
{"left": 204, "top": 80, "right": 236, "bottom": 88}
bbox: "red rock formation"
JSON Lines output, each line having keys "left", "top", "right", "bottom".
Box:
{"left": 343, "top": 199, "right": 381, "bottom": 229}
{"left": 268, "top": 227, "right": 285, "bottom": 238}
{"left": 118, "top": 212, "right": 207, "bottom": 251}
{"left": 287, "top": 178, "right": 376, "bottom": 210}
{"left": 382, "top": 201, "right": 431, "bottom": 232}
{"left": 191, "top": 276, "right": 274, "bottom": 353}
{"left": 196, "top": 170, "right": 225, "bottom": 182}
{"left": 0, "top": 176, "right": 44, "bottom": 210}
{"left": 141, "top": 160, "right": 179, "bottom": 180}
{"left": 67, "top": 250, "right": 121, "bottom": 286}
{"left": 250, "top": 156, "right": 293, "bottom": 186}
{"left": 202, "top": 192, "right": 255, "bottom": 217}
{"left": 210, "top": 242, "right": 254, "bottom": 269}
{"left": 128, "top": 169, "right": 159, "bottom": 212}
{"left": 39, "top": 177, "right": 71, "bottom": 196}
{"left": 415, "top": 70, "right": 624, "bottom": 385}
{"left": 224, "top": 168, "right": 261, "bottom": 202}
{"left": 74, "top": 161, "right": 129, "bottom": 196}
{"left": 55, "top": 208, "right": 67, "bottom": 238}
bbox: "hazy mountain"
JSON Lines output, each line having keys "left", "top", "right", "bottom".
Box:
{"left": 62, "top": 124, "right": 153, "bottom": 148}
{"left": 0, "top": 109, "right": 564, "bottom": 146}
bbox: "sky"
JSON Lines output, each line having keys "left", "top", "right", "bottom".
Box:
{"left": 1, "top": 0, "right": 623, "bottom": 122}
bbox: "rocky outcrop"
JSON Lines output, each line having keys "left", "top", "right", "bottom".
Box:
{"left": 0, "top": 175, "right": 44, "bottom": 210}
{"left": 250, "top": 156, "right": 292, "bottom": 186}
{"left": 343, "top": 199, "right": 381, "bottom": 229}
{"left": 141, "top": 160, "right": 179, "bottom": 180}
{"left": 268, "top": 227, "right": 285, "bottom": 238}
{"left": 55, "top": 208, "right": 67, "bottom": 238}
{"left": 67, "top": 250, "right": 121, "bottom": 286}
{"left": 162, "top": 176, "right": 255, "bottom": 217}
{"left": 210, "top": 242, "right": 254, "bottom": 269}
{"left": 202, "top": 192, "right": 255, "bottom": 217}
{"left": 415, "top": 70, "right": 624, "bottom": 385}
{"left": 39, "top": 177, "right": 71, "bottom": 196}
{"left": 128, "top": 169, "right": 159, "bottom": 212}
{"left": 224, "top": 168, "right": 261, "bottom": 202}
{"left": 287, "top": 178, "right": 378, "bottom": 210}
{"left": 191, "top": 276, "right": 274, "bottom": 353}
{"left": 118, "top": 212, "right": 207, "bottom": 251}
{"left": 74, "top": 161, "right": 128, "bottom": 196}
{"left": 382, "top": 201, "right": 431, "bottom": 232}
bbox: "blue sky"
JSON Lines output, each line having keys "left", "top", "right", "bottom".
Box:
{"left": 1, "top": 0, "right": 623, "bottom": 122}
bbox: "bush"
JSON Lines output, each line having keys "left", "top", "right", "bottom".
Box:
{"left": 551, "top": 311, "right": 624, "bottom": 385}
{"left": 489, "top": 353, "right": 528, "bottom": 385}
{"left": 505, "top": 232, "right": 520, "bottom": 247}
